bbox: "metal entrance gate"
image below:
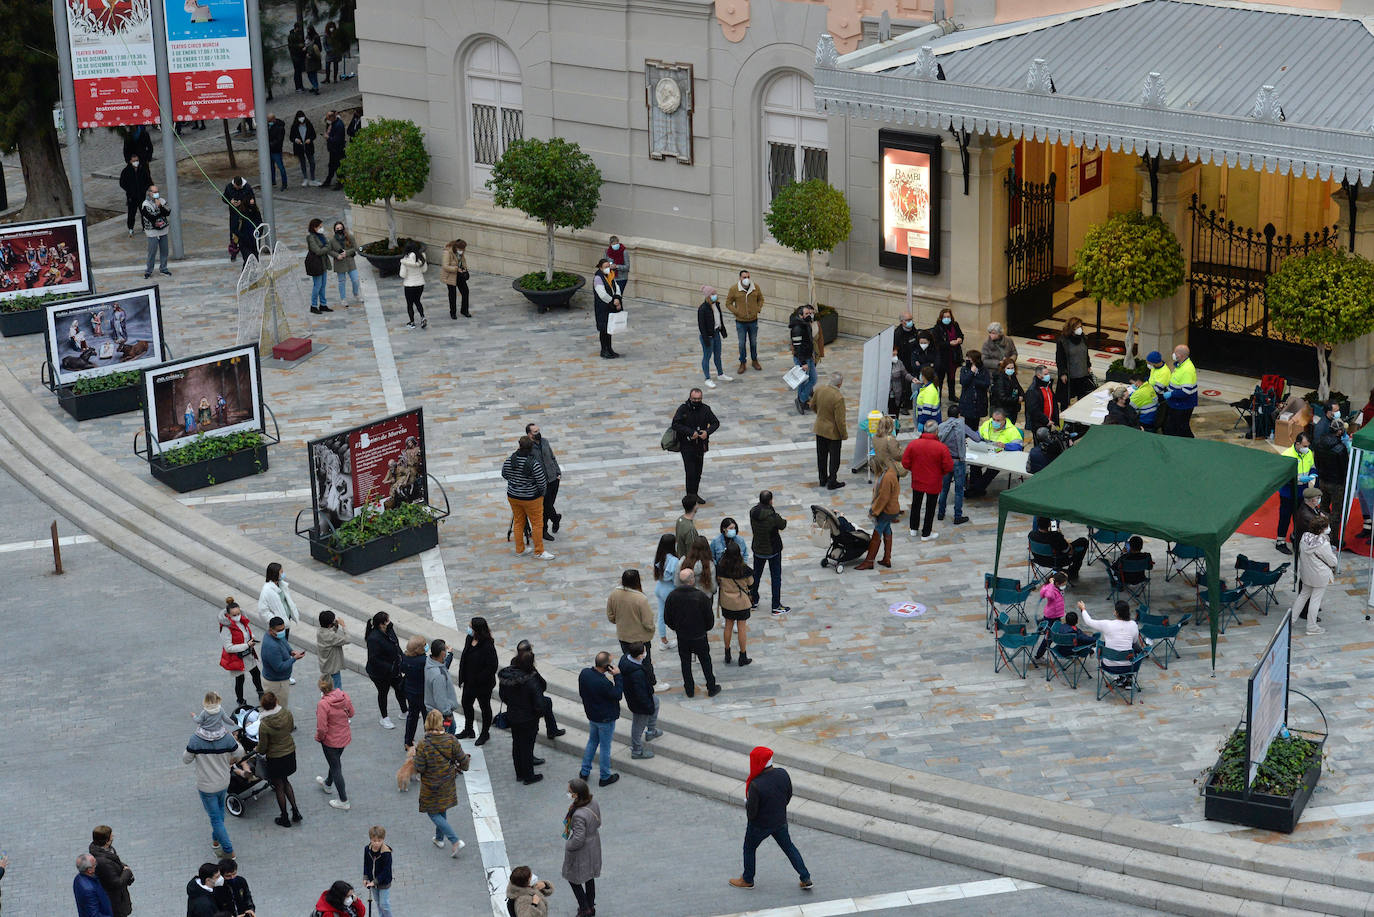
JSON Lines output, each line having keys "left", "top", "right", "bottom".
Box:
{"left": 1006, "top": 170, "right": 1056, "bottom": 336}
{"left": 1186, "top": 195, "right": 1337, "bottom": 387}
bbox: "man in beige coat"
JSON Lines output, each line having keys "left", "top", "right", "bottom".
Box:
{"left": 725, "top": 269, "right": 764, "bottom": 373}
{"left": 606, "top": 570, "right": 665, "bottom": 690}
{"left": 810, "top": 373, "right": 848, "bottom": 490}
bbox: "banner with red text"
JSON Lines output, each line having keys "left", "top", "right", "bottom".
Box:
{"left": 65, "top": 0, "right": 160, "bottom": 128}
{"left": 163, "top": 0, "right": 253, "bottom": 121}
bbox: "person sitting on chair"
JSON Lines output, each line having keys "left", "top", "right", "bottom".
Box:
{"left": 1076, "top": 599, "right": 1146, "bottom": 685}
{"left": 1051, "top": 610, "right": 1096, "bottom": 651}
{"left": 1111, "top": 536, "right": 1154, "bottom": 584}
{"left": 1029, "top": 517, "right": 1088, "bottom": 582}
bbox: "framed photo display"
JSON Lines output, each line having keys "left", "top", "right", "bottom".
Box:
{"left": 878, "top": 130, "right": 941, "bottom": 273}
{"left": 142, "top": 344, "right": 264, "bottom": 454}
{"left": 307, "top": 408, "right": 428, "bottom": 536}
{"left": 0, "top": 215, "right": 93, "bottom": 302}
{"left": 44, "top": 286, "right": 166, "bottom": 386}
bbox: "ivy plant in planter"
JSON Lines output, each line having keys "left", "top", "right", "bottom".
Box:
{"left": 57, "top": 369, "right": 142, "bottom": 421}
{"left": 147, "top": 430, "right": 271, "bottom": 493}
{"left": 487, "top": 137, "right": 601, "bottom": 310}
{"left": 339, "top": 118, "right": 431, "bottom": 275}
{"left": 1073, "top": 211, "right": 1185, "bottom": 371}
{"left": 764, "top": 179, "right": 853, "bottom": 325}
{"left": 1, "top": 289, "right": 80, "bottom": 337}
{"left": 1202, "top": 728, "right": 1325, "bottom": 833}
{"left": 312, "top": 501, "right": 443, "bottom": 575}
{"left": 1267, "top": 247, "right": 1374, "bottom": 403}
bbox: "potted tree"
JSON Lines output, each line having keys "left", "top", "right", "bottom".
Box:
{"left": 339, "top": 118, "right": 431, "bottom": 276}
{"left": 1202, "top": 727, "right": 1325, "bottom": 833}
{"left": 487, "top": 137, "right": 601, "bottom": 310}
{"left": 1073, "top": 211, "right": 1185, "bottom": 378}
{"left": 764, "top": 179, "right": 852, "bottom": 343}
{"left": 1266, "top": 247, "right": 1374, "bottom": 403}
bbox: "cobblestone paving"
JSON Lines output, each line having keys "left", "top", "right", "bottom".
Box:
{"left": 3, "top": 113, "right": 1373, "bottom": 860}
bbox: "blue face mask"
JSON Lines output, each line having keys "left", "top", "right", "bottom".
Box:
{"left": 711, "top": 294, "right": 718, "bottom": 302}
{"left": 1005, "top": 368, "right": 1015, "bottom": 376}
{"left": 726, "top": 528, "right": 737, "bottom": 538}
{"left": 466, "top": 626, "right": 474, "bottom": 636}
{"left": 903, "top": 320, "right": 914, "bottom": 330}
{"left": 993, "top": 421, "right": 1005, "bottom": 430}
{"left": 941, "top": 317, "right": 951, "bottom": 325}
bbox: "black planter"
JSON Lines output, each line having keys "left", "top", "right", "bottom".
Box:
{"left": 1203, "top": 740, "right": 1323, "bottom": 833}
{"left": 308, "top": 520, "right": 439, "bottom": 575}
{"left": 0, "top": 308, "right": 45, "bottom": 337}
{"left": 57, "top": 383, "right": 143, "bottom": 421}
{"left": 1104, "top": 369, "right": 1135, "bottom": 383}
{"left": 149, "top": 445, "right": 270, "bottom": 493}
{"left": 817, "top": 311, "right": 839, "bottom": 344}
{"left": 360, "top": 252, "right": 403, "bottom": 277}
{"left": 513, "top": 275, "right": 586, "bottom": 311}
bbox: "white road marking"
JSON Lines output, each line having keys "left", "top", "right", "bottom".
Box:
{"left": 419, "top": 546, "right": 457, "bottom": 629}
{"left": 705, "top": 876, "right": 1040, "bottom": 917}
{"left": 0, "top": 534, "right": 96, "bottom": 553}
{"left": 360, "top": 268, "right": 406, "bottom": 415}
{"left": 461, "top": 748, "right": 512, "bottom": 917}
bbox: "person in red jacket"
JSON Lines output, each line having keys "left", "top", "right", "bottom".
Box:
{"left": 900, "top": 420, "right": 954, "bottom": 542}
{"left": 313, "top": 880, "right": 366, "bottom": 917}
{"left": 315, "top": 678, "right": 355, "bottom": 811}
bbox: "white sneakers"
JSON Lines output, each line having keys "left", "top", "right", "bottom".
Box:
{"left": 922, "top": 532, "right": 940, "bottom": 542}
{"left": 704, "top": 379, "right": 717, "bottom": 388}
{"left": 536, "top": 551, "right": 556, "bottom": 560}
{"left": 717, "top": 374, "right": 733, "bottom": 382}
{"left": 517, "top": 547, "right": 555, "bottom": 559}
{"left": 451, "top": 838, "right": 466, "bottom": 858}
{"left": 380, "top": 716, "right": 395, "bottom": 729}
{"left": 315, "top": 776, "right": 333, "bottom": 794}
{"left": 329, "top": 799, "right": 351, "bottom": 810}
{"left": 653, "top": 681, "right": 673, "bottom": 693}
{"left": 909, "top": 528, "right": 919, "bottom": 537}
{"left": 516, "top": 547, "right": 533, "bottom": 556}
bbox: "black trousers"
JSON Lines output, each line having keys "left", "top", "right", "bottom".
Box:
{"left": 403, "top": 690, "right": 424, "bottom": 746}
{"left": 539, "top": 695, "right": 560, "bottom": 735}
{"left": 815, "top": 436, "right": 841, "bottom": 484}
{"left": 909, "top": 491, "right": 938, "bottom": 536}
{"left": 510, "top": 720, "right": 538, "bottom": 779}
{"left": 234, "top": 666, "right": 264, "bottom": 704}
{"left": 291, "top": 55, "right": 305, "bottom": 90}
{"left": 682, "top": 449, "right": 705, "bottom": 498}
{"left": 322, "top": 149, "right": 341, "bottom": 186}
{"left": 543, "top": 478, "right": 560, "bottom": 532}
{"left": 677, "top": 636, "right": 717, "bottom": 695}
{"left": 618, "top": 640, "right": 657, "bottom": 685}
{"left": 1163, "top": 407, "right": 1194, "bottom": 438}
{"left": 447, "top": 276, "right": 470, "bottom": 316}
{"left": 461, "top": 683, "right": 492, "bottom": 735}
{"left": 598, "top": 330, "right": 614, "bottom": 354}
{"left": 125, "top": 198, "right": 140, "bottom": 231}
{"left": 404, "top": 285, "right": 425, "bottom": 321}
{"left": 370, "top": 674, "right": 407, "bottom": 719}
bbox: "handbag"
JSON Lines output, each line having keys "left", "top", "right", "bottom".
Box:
{"left": 493, "top": 700, "right": 509, "bottom": 730}
{"left": 783, "top": 364, "right": 808, "bottom": 390}
{"left": 607, "top": 311, "right": 628, "bottom": 335}
{"left": 660, "top": 426, "right": 680, "bottom": 452}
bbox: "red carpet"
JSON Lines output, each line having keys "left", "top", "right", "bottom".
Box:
{"left": 1237, "top": 493, "right": 1373, "bottom": 556}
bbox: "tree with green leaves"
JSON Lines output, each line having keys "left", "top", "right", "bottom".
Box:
{"left": 0, "top": 1, "right": 72, "bottom": 218}
{"left": 1267, "top": 247, "right": 1374, "bottom": 401}
{"left": 338, "top": 118, "right": 429, "bottom": 249}
{"left": 764, "top": 180, "right": 852, "bottom": 306}
{"left": 1073, "top": 210, "right": 1185, "bottom": 370}
{"left": 487, "top": 137, "right": 602, "bottom": 285}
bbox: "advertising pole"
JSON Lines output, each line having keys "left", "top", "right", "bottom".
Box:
{"left": 245, "top": 0, "right": 275, "bottom": 238}
{"left": 51, "top": 0, "right": 86, "bottom": 217}
{"left": 148, "top": 0, "right": 185, "bottom": 259}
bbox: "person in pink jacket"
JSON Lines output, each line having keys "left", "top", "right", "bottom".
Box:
{"left": 315, "top": 677, "right": 355, "bottom": 810}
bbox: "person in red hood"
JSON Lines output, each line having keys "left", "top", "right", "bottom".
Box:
{"left": 315, "top": 677, "right": 355, "bottom": 811}
{"left": 900, "top": 420, "right": 954, "bottom": 543}
{"left": 729, "top": 747, "right": 812, "bottom": 891}
{"left": 313, "top": 880, "right": 366, "bottom": 916}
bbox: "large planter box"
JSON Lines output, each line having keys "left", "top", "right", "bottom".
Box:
{"left": 308, "top": 520, "right": 438, "bottom": 575}
{"left": 360, "top": 252, "right": 402, "bottom": 277}
{"left": 150, "top": 445, "right": 270, "bottom": 493}
{"left": 1203, "top": 740, "right": 1323, "bottom": 833}
{"left": 0, "top": 308, "right": 45, "bottom": 337}
{"left": 513, "top": 275, "right": 586, "bottom": 311}
{"left": 818, "top": 310, "right": 839, "bottom": 344}
{"left": 57, "top": 383, "right": 142, "bottom": 421}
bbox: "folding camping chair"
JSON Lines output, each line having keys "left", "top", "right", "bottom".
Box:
{"left": 1107, "top": 556, "right": 1152, "bottom": 607}
{"left": 1231, "top": 374, "right": 1285, "bottom": 434}
{"left": 1096, "top": 646, "right": 1145, "bottom": 704}
{"left": 1196, "top": 570, "right": 1247, "bottom": 633}
{"left": 1139, "top": 622, "right": 1183, "bottom": 669}
{"left": 993, "top": 612, "right": 1040, "bottom": 679}
{"left": 1085, "top": 528, "right": 1132, "bottom": 568}
{"left": 985, "top": 573, "right": 1036, "bottom": 632}
{"left": 1045, "top": 628, "right": 1096, "bottom": 688}
{"left": 1028, "top": 539, "right": 1061, "bottom": 584}
{"left": 1238, "top": 563, "right": 1290, "bottom": 617}
{"left": 1165, "top": 543, "right": 1206, "bottom": 584}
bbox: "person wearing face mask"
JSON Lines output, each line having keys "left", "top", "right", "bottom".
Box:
{"left": 321, "top": 110, "right": 347, "bottom": 188}
{"left": 909, "top": 329, "right": 938, "bottom": 381}
{"left": 888, "top": 348, "right": 916, "bottom": 415}
{"left": 1294, "top": 517, "right": 1336, "bottom": 635}
{"left": 811, "top": 372, "right": 848, "bottom": 489}
{"left": 1162, "top": 345, "right": 1197, "bottom": 437}
{"left": 957, "top": 350, "right": 990, "bottom": 431}
{"left": 788, "top": 305, "right": 819, "bottom": 414}
{"left": 592, "top": 258, "right": 622, "bottom": 356}
{"left": 1313, "top": 400, "right": 1342, "bottom": 445}
{"left": 1314, "top": 418, "right": 1350, "bottom": 522}
{"left": 457, "top": 617, "right": 498, "bottom": 745}
{"left": 710, "top": 517, "right": 750, "bottom": 565}
{"left": 893, "top": 311, "right": 920, "bottom": 382}
{"left": 185, "top": 863, "right": 225, "bottom": 917}
{"left": 726, "top": 269, "right": 765, "bottom": 373}
{"left": 671, "top": 387, "right": 720, "bottom": 502}
{"left": 1025, "top": 364, "right": 1060, "bottom": 432}
{"left": 327, "top": 221, "right": 360, "bottom": 304}
{"left": 1053, "top": 317, "right": 1093, "bottom": 408}
{"left": 313, "top": 880, "right": 366, "bottom": 917}
{"left": 441, "top": 239, "right": 471, "bottom": 318}
{"left": 365, "top": 612, "right": 407, "bottom": 730}
{"left": 525, "top": 423, "right": 562, "bottom": 542}
{"left": 118, "top": 154, "right": 152, "bottom": 236}
{"left": 913, "top": 366, "right": 941, "bottom": 430}
{"left": 697, "top": 285, "right": 732, "bottom": 388}
{"left": 966, "top": 409, "right": 1025, "bottom": 498}
{"left": 1105, "top": 384, "right": 1140, "bottom": 428}
{"left": 266, "top": 113, "right": 288, "bottom": 190}
{"left": 604, "top": 235, "right": 629, "bottom": 297}
{"left": 990, "top": 356, "right": 1024, "bottom": 424}
{"left": 399, "top": 242, "right": 429, "bottom": 329}
{"left": 562, "top": 777, "right": 604, "bottom": 915}
{"left": 140, "top": 186, "right": 172, "bottom": 278}
{"left": 1287, "top": 484, "right": 1324, "bottom": 561}
{"left": 1143, "top": 351, "right": 1172, "bottom": 432}
{"left": 305, "top": 219, "right": 333, "bottom": 314}
{"left": 1128, "top": 372, "right": 1158, "bottom": 431}
{"left": 223, "top": 175, "right": 254, "bottom": 260}
{"left": 931, "top": 308, "right": 964, "bottom": 402}
{"left": 290, "top": 110, "right": 318, "bottom": 186}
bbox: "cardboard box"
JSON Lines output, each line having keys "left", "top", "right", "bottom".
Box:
{"left": 1273, "top": 406, "right": 1312, "bottom": 448}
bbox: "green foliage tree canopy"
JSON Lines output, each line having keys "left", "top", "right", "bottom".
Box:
{"left": 338, "top": 118, "right": 430, "bottom": 246}
{"left": 487, "top": 137, "right": 603, "bottom": 284}
{"left": 764, "top": 180, "right": 852, "bottom": 305}
{"left": 1266, "top": 247, "right": 1374, "bottom": 399}
{"left": 0, "top": 0, "right": 59, "bottom": 153}
{"left": 1073, "top": 210, "right": 1185, "bottom": 307}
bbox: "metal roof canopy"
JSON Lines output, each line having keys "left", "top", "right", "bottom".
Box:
{"left": 814, "top": 0, "right": 1374, "bottom": 186}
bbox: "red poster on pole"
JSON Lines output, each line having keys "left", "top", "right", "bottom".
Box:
{"left": 163, "top": 0, "right": 254, "bottom": 121}
{"left": 64, "top": 0, "right": 161, "bottom": 128}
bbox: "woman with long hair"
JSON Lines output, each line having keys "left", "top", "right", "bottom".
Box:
{"left": 457, "top": 616, "right": 498, "bottom": 745}
{"left": 255, "top": 690, "right": 302, "bottom": 827}
{"left": 682, "top": 534, "right": 715, "bottom": 596}
{"left": 652, "top": 534, "right": 679, "bottom": 650}
{"left": 1054, "top": 316, "right": 1092, "bottom": 408}
{"left": 364, "top": 612, "right": 408, "bottom": 730}
{"left": 305, "top": 217, "right": 331, "bottom": 314}
{"left": 414, "top": 709, "right": 468, "bottom": 856}
{"left": 218, "top": 597, "right": 263, "bottom": 708}
{"left": 716, "top": 542, "right": 754, "bottom": 666}
{"left": 440, "top": 239, "right": 471, "bottom": 318}
{"left": 932, "top": 306, "right": 964, "bottom": 402}
{"left": 398, "top": 241, "right": 428, "bottom": 329}
{"left": 990, "top": 355, "right": 1024, "bottom": 424}
{"left": 312, "top": 880, "right": 365, "bottom": 917}
{"left": 561, "top": 777, "right": 602, "bottom": 917}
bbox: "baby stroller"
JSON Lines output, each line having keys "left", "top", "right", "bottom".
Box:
{"left": 225, "top": 705, "right": 273, "bottom": 817}
{"left": 811, "top": 505, "right": 871, "bottom": 574}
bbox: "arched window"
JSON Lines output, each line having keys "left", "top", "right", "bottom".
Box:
{"left": 466, "top": 39, "right": 523, "bottom": 193}
{"left": 762, "top": 73, "right": 828, "bottom": 203}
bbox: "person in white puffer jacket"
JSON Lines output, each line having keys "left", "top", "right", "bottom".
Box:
{"left": 398, "top": 242, "right": 428, "bottom": 329}
{"left": 1294, "top": 516, "right": 1336, "bottom": 635}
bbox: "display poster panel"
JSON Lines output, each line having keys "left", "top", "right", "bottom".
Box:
{"left": 1246, "top": 614, "right": 1292, "bottom": 788}
{"left": 65, "top": 0, "right": 161, "bottom": 127}
{"left": 0, "top": 217, "right": 93, "bottom": 303}
{"left": 45, "top": 287, "right": 166, "bottom": 386}
{"left": 164, "top": 0, "right": 253, "bottom": 121}
{"left": 308, "top": 409, "right": 428, "bottom": 535}
{"left": 143, "top": 344, "right": 263, "bottom": 453}
{"left": 878, "top": 130, "right": 941, "bottom": 274}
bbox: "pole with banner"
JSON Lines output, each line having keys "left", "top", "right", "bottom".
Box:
{"left": 245, "top": 0, "right": 275, "bottom": 237}
{"left": 148, "top": 0, "right": 185, "bottom": 260}
{"left": 51, "top": 0, "right": 86, "bottom": 217}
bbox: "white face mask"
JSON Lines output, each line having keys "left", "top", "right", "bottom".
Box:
{"left": 213, "top": 876, "right": 225, "bottom": 888}
{"left": 298, "top": 117, "right": 305, "bottom": 123}
{"left": 344, "top": 894, "right": 355, "bottom": 906}
{"left": 740, "top": 278, "right": 751, "bottom": 289}
{"left": 892, "top": 355, "right": 901, "bottom": 364}
{"left": 567, "top": 792, "right": 576, "bottom": 802}
{"left": 611, "top": 243, "right": 620, "bottom": 251}
{"left": 710, "top": 294, "right": 718, "bottom": 302}
{"left": 1073, "top": 327, "right": 1083, "bottom": 336}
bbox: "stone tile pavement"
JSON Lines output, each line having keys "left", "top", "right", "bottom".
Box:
{"left": 2, "top": 140, "right": 1373, "bottom": 865}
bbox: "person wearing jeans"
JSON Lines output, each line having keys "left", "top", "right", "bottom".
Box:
{"left": 697, "top": 286, "right": 732, "bottom": 388}
{"left": 140, "top": 187, "right": 171, "bottom": 278}
{"left": 305, "top": 220, "right": 332, "bottom": 314}
{"left": 182, "top": 727, "right": 241, "bottom": 856}
{"left": 936, "top": 407, "right": 981, "bottom": 526}
{"left": 329, "top": 222, "right": 360, "bottom": 305}
{"left": 364, "top": 828, "right": 395, "bottom": 917}
{"left": 314, "top": 677, "right": 355, "bottom": 810}
{"left": 725, "top": 269, "right": 764, "bottom": 373}
{"left": 748, "top": 491, "right": 789, "bottom": 614}
{"left": 577, "top": 651, "right": 622, "bottom": 786}
{"left": 414, "top": 710, "right": 468, "bottom": 855}
{"left": 731, "top": 747, "right": 811, "bottom": 890}
{"left": 619, "top": 643, "right": 661, "bottom": 758}
{"left": 266, "top": 114, "right": 288, "bottom": 189}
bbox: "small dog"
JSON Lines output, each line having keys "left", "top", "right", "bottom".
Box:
{"left": 396, "top": 744, "right": 417, "bottom": 791}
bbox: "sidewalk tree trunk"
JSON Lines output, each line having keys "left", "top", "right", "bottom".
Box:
{"left": 1266, "top": 247, "right": 1374, "bottom": 402}
{"left": 487, "top": 137, "right": 602, "bottom": 286}
{"left": 0, "top": 0, "right": 74, "bottom": 218}
{"left": 1073, "top": 211, "right": 1185, "bottom": 370}
{"left": 764, "top": 179, "right": 852, "bottom": 306}
{"left": 338, "top": 118, "right": 429, "bottom": 251}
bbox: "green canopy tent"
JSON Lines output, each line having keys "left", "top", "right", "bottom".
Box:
{"left": 993, "top": 425, "right": 1297, "bottom": 667}
{"left": 1338, "top": 423, "right": 1374, "bottom": 577}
